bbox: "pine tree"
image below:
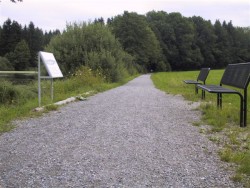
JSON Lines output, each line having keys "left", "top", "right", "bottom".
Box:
{"left": 12, "top": 40, "right": 31, "bottom": 70}
{"left": 0, "top": 19, "right": 22, "bottom": 56}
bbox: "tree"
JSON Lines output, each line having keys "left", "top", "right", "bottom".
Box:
{"left": 213, "top": 20, "right": 232, "bottom": 68}
{"left": 22, "top": 22, "right": 44, "bottom": 67}
{"left": 10, "top": 0, "right": 22, "bottom": 2}
{"left": 147, "top": 11, "right": 203, "bottom": 70}
{"left": 0, "top": 18, "right": 62, "bottom": 70}
{"left": 146, "top": 11, "right": 175, "bottom": 70}
{"left": 0, "top": 19, "right": 22, "bottom": 56}
{"left": 233, "top": 27, "right": 250, "bottom": 62}
{"left": 191, "top": 16, "right": 216, "bottom": 68}
{"left": 94, "top": 17, "right": 105, "bottom": 25}
{"left": 12, "top": 40, "right": 31, "bottom": 70}
{"left": 110, "top": 11, "right": 166, "bottom": 72}
{"left": 43, "top": 29, "right": 61, "bottom": 46}
{"left": 46, "top": 22, "right": 137, "bottom": 82}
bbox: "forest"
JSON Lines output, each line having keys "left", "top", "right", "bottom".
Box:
{"left": 0, "top": 10, "right": 250, "bottom": 81}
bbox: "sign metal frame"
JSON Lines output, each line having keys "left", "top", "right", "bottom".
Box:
{"left": 38, "top": 51, "right": 63, "bottom": 107}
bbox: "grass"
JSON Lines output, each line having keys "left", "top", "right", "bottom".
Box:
{"left": 151, "top": 70, "right": 250, "bottom": 186}
{"left": 0, "top": 66, "right": 138, "bottom": 134}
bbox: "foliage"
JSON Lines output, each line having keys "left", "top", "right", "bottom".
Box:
{"left": 0, "top": 11, "right": 249, "bottom": 73}
{"left": 0, "top": 19, "right": 22, "bottom": 56}
{"left": 146, "top": 11, "right": 250, "bottom": 71}
{"left": 10, "top": 0, "right": 23, "bottom": 2}
{"left": 0, "top": 80, "right": 36, "bottom": 105}
{"left": 46, "top": 22, "right": 137, "bottom": 82}
{"left": 22, "top": 22, "right": 44, "bottom": 67}
{"left": 0, "top": 18, "right": 60, "bottom": 71}
{"left": 109, "top": 11, "right": 168, "bottom": 72}
{"left": 44, "top": 104, "right": 58, "bottom": 111}
{"left": 12, "top": 39, "right": 31, "bottom": 70}
{"left": 0, "top": 56, "right": 14, "bottom": 71}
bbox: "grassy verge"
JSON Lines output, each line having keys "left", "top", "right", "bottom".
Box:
{"left": 151, "top": 70, "right": 250, "bottom": 186}
{"left": 0, "top": 66, "right": 138, "bottom": 134}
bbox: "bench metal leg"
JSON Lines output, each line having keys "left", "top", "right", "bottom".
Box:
{"left": 195, "top": 85, "right": 198, "bottom": 94}
{"left": 217, "top": 92, "right": 245, "bottom": 127}
{"left": 202, "top": 90, "right": 205, "bottom": 99}
{"left": 243, "top": 90, "right": 248, "bottom": 127}
{"left": 217, "top": 93, "right": 222, "bottom": 109}
{"left": 233, "top": 93, "right": 244, "bottom": 127}
{"left": 200, "top": 89, "right": 205, "bottom": 100}
{"left": 238, "top": 94, "right": 244, "bottom": 127}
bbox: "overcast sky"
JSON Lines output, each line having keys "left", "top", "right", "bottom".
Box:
{"left": 0, "top": 0, "right": 249, "bottom": 31}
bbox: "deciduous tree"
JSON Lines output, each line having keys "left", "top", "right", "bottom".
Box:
{"left": 110, "top": 11, "right": 166, "bottom": 72}
{"left": 46, "top": 22, "right": 137, "bottom": 82}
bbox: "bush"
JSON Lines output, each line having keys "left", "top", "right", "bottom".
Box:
{"left": 46, "top": 22, "right": 137, "bottom": 82}
{"left": 0, "top": 81, "right": 19, "bottom": 104}
{"left": 0, "top": 56, "right": 14, "bottom": 71}
{"left": 0, "top": 81, "right": 37, "bottom": 105}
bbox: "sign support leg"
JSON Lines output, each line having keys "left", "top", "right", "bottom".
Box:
{"left": 51, "top": 79, "right": 53, "bottom": 102}
{"left": 38, "top": 53, "right": 41, "bottom": 107}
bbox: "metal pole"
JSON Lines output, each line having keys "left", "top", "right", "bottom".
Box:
{"left": 38, "top": 52, "right": 41, "bottom": 107}
{"left": 244, "top": 89, "right": 247, "bottom": 127}
{"left": 51, "top": 78, "right": 54, "bottom": 103}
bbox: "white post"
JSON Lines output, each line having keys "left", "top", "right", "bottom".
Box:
{"left": 51, "top": 78, "right": 53, "bottom": 102}
{"left": 38, "top": 52, "right": 41, "bottom": 107}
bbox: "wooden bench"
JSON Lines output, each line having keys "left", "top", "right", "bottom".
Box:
{"left": 197, "top": 62, "right": 250, "bottom": 127}
{"left": 183, "top": 68, "right": 210, "bottom": 99}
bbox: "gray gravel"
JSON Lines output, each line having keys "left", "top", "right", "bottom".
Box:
{"left": 0, "top": 75, "right": 241, "bottom": 187}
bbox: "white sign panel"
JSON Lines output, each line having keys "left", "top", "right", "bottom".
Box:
{"left": 39, "top": 51, "right": 63, "bottom": 78}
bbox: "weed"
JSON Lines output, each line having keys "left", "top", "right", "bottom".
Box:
{"left": 231, "top": 173, "right": 243, "bottom": 182}
{"left": 45, "top": 104, "right": 58, "bottom": 111}
{"left": 209, "top": 136, "right": 220, "bottom": 143}
{"left": 192, "top": 121, "right": 201, "bottom": 127}
{"left": 219, "top": 147, "right": 232, "bottom": 162}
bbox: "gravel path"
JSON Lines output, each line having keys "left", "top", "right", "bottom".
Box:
{"left": 0, "top": 75, "right": 241, "bottom": 187}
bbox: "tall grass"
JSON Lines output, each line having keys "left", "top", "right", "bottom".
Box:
{"left": 0, "top": 66, "right": 138, "bottom": 133}
{"left": 151, "top": 70, "right": 250, "bottom": 186}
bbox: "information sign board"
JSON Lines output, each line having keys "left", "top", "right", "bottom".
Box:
{"left": 39, "top": 51, "right": 63, "bottom": 78}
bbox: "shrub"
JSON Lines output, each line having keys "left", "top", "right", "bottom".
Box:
{"left": 46, "top": 22, "right": 137, "bottom": 82}
{"left": 0, "top": 56, "right": 14, "bottom": 71}
{"left": 0, "top": 81, "right": 37, "bottom": 105}
{"left": 0, "top": 81, "right": 19, "bottom": 105}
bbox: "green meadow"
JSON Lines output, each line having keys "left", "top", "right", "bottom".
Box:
{"left": 152, "top": 70, "right": 250, "bottom": 186}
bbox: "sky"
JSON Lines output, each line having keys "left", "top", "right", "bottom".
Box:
{"left": 0, "top": 0, "right": 249, "bottom": 31}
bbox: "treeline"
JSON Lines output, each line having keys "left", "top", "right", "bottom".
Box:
{"left": 1, "top": 11, "right": 250, "bottom": 80}
{"left": 145, "top": 11, "right": 250, "bottom": 70}
{"left": 108, "top": 11, "right": 250, "bottom": 71}
{"left": 0, "top": 19, "right": 60, "bottom": 71}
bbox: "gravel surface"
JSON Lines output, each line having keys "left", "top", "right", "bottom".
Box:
{"left": 0, "top": 75, "right": 241, "bottom": 187}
